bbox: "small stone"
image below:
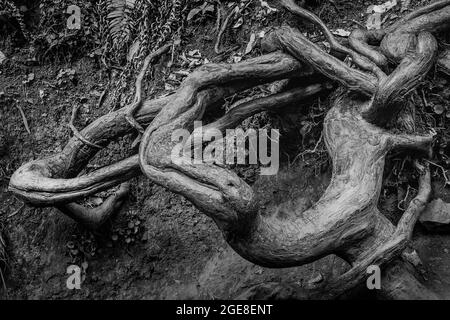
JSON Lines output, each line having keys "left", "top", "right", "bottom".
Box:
{"left": 419, "top": 199, "right": 450, "bottom": 232}
{"left": 90, "top": 197, "right": 103, "bottom": 206}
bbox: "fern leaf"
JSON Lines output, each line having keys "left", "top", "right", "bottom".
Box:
{"left": 107, "top": 0, "right": 137, "bottom": 48}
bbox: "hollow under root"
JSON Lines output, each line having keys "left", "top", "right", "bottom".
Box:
{"left": 56, "top": 182, "right": 130, "bottom": 230}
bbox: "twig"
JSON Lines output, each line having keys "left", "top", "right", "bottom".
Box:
{"left": 15, "top": 104, "right": 30, "bottom": 134}
{"left": 8, "top": 202, "right": 24, "bottom": 218}
{"left": 425, "top": 160, "right": 450, "bottom": 186}
{"left": 398, "top": 185, "right": 414, "bottom": 211}
{"left": 214, "top": 5, "right": 237, "bottom": 54}
{"left": 292, "top": 133, "right": 324, "bottom": 164}
{"left": 214, "top": 0, "right": 222, "bottom": 33}
{"left": 421, "top": 88, "right": 428, "bottom": 108}
{"left": 348, "top": 19, "right": 365, "bottom": 29}
{"left": 97, "top": 88, "right": 108, "bottom": 109}
{"left": 69, "top": 104, "right": 103, "bottom": 149}
{"left": 125, "top": 43, "right": 172, "bottom": 133}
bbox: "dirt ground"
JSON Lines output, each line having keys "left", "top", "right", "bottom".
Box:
{"left": 1, "top": 0, "right": 450, "bottom": 300}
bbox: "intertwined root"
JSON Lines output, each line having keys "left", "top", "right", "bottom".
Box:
{"left": 8, "top": 1, "right": 450, "bottom": 299}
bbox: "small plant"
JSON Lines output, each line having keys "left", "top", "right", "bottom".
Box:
{"left": 106, "top": 0, "right": 136, "bottom": 50}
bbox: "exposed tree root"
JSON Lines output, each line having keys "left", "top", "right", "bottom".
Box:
{"left": 8, "top": 1, "right": 450, "bottom": 299}
{"left": 349, "top": 29, "right": 388, "bottom": 67}
{"left": 280, "top": 0, "right": 387, "bottom": 80}
{"left": 125, "top": 43, "right": 173, "bottom": 134}
{"left": 69, "top": 104, "right": 103, "bottom": 149}
{"left": 364, "top": 32, "right": 438, "bottom": 126}
{"left": 214, "top": 3, "right": 237, "bottom": 54}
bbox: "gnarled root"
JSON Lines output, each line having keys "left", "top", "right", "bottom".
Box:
{"left": 9, "top": 53, "right": 313, "bottom": 227}
{"left": 56, "top": 182, "right": 130, "bottom": 230}
{"left": 363, "top": 32, "right": 438, "bottom": 126}
{"left": 8, "top": 1, "right": 450, "bottom": 298}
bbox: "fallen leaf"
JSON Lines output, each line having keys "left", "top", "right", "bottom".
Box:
{"left": 368, "top": 0, "right": 398, "bottom": 14}
{"left": 127, "top": 39, "right": 141, "bottom": 62}
{"left": 165, "top": 83, "right": 176, "bottom": 91}
{"left": 187, "top": 7, "right": 202, "bottom": 21}
{"left": 233, "top": 17, "right": 244, "bottom": 29}
{"left": 187, "top": 49, "right": 201, "bottom": 58}
{"left": 22, "top": 73, "right": 35, "bottom": 85}
{"left": 332, "top": 29, "right": 350, "bottom": 37}
{"left": 308, "top": 273, "right": 323, "bottom": 286}
{"left": 244, "top": 33, "right": 257, "bottom": 55}
{"left": 91, "top": 197, "right": 104, "bottom": 206}
{"left": 232, "top": 55, "right": 242, "bottom": 63}
{"left": 204, "top": 4, "right": 214, "bottom": 13}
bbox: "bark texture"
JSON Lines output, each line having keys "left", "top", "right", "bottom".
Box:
{"left": 8, "top": 0, "right": 450, "bottom": 299}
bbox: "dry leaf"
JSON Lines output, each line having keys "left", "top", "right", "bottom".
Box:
{"left": 127, "top": 39, "right": 141, "bottom": 62}
{"left": 260, "top": 0, "right": 278, "bottom": 13}
{"left": 233, "top": 17, "right": 244, "bottom": 29}
{"left": 332, "top": 29, "right": 350, "bottom": 37}
{"left": 244, "top": 33, "right": 257, "bottom": 55}
{"left": 368, "top": 0, "right": 398, "bottom": 14}
{"left": 366, "top": 0, "right": 398, "bottom": 30}
{"left": 187, "top": 7, "right": 202, "bottom": 21}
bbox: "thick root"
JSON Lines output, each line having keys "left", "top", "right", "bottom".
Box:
{"left": 57, "top": 182, "right": 130, "bottom": 230}
{"left": 8, "top": 1, "right": 450, "bottom": 299}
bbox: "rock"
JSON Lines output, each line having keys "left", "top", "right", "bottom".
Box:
{"left": 402, "top": 249, "right": 422, "bottom": 267}
{"left": 419, "top": 198, "right": 450, "bottom": 232}
{"left": 0, "top": 50, "right": 6, "bottom": 65}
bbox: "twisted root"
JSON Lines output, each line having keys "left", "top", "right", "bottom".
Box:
{"left": 8, "top": 1, "right": 450, "bottom": 298}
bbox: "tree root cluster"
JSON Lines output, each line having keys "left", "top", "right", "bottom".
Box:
{"left": 8, "top": 0, "right": 450, "bottom": 299}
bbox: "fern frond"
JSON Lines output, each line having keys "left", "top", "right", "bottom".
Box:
{"left": 106, "top": 0, "right": 137, "bottom": 49}
{"left": 0, "top": 0, "right": 30, "bottom": 40}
